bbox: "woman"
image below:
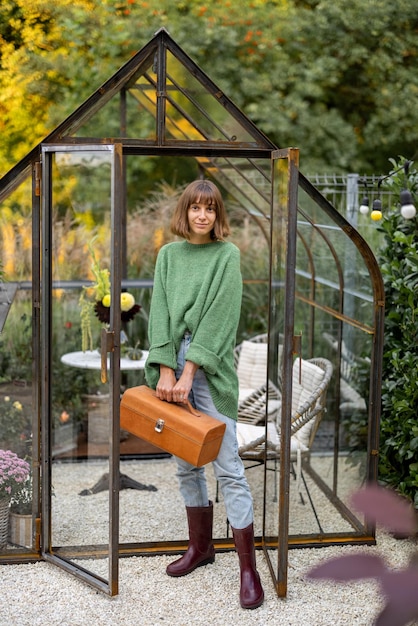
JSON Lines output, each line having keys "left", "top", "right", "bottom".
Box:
{"left": 145, "top": 179, "right": 264, "bottom": 610}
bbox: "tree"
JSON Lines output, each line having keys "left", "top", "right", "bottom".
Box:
{"left": 1, "top": 0, "right": 418, "bottom": 179}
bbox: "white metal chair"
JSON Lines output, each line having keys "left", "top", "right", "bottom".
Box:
{"left": 236, "top": 357, "right": 333, "bottom": 507}
{"left": 235, "top": 334, "right": 282, "bottom": 425}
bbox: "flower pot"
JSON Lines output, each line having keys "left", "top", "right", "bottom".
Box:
{"left": 0, "top": 497, "right": 10, "bottom": 548}
{"left": 8, "top": 512, "right": 32, "bottom": 548}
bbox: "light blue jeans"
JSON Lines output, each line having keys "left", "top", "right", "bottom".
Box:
{"left": 174, "top": 333, "right": 254, "bottom": 529}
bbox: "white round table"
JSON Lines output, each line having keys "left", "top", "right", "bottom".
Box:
{"left": 60, "top": 349, "right": 149, "bottom": 371}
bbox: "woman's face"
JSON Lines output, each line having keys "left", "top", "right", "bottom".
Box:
{"left": 187, "top": 199, "right": 217, "bottom": 243}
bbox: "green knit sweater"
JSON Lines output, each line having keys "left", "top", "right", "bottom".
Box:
{"left": 145, "top": 240, "right": 242, "bottom": 420}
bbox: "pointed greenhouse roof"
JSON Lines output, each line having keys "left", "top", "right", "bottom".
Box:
{"left": 0, "top": 28, "right": 277, "bottom": 202}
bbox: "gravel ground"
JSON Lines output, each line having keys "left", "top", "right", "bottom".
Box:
{"left": 1, "top": 457, "right": 416, "bottom": 625}
{"left": 45, "top": 455, "right": 361, "bottom": 546}
{"left": 0, "top": 532, "right": 415, "bottom": 626}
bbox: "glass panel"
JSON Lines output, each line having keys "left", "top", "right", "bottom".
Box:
{"left": 165, "top": 52, "right": 261, "bottom": 145}
{"left": 207, "top": 157, "right": 271, "bottom": 222}
{"left": 126, "top": 74, "right": 161, "bottom": 142}
{"left": 0, "top": 176, "right": 36, "bottom": 554}
{"left": 0, "top": 290, "right": 35, "bottom": 553}
{"left": 118, "top": 155, "right": 273, "bottom": 546}
{"left": 0, "top": 292, "right": 33, "bottom": 456}
{"left": 72, "top": 46, "right": 273, "bottom": 147}
{"left": 75, "top": 76, "right": 157, "bottom": 141}
{"left": 288, "top": 182, "right": 376, "bottom": 537}
{"left": 262, "top": 153, "right": 297, "bottom": 587}
{"left": 47, "top": 150, "right": 114, "bottom": 578}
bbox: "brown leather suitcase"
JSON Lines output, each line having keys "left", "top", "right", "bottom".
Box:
{"left": 120, "top": 385, "right": 226, "bottom": 467}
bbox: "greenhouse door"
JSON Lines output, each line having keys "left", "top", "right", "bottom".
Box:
{"left": 40, "top": 144, "right": 123, "bottom": 595}
{"left": 263, "top": 148, "right": 299, "bottom": 597}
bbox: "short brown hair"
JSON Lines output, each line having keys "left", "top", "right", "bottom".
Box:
{"left": 170, "top": 180, "right": 230, "bottom": 241}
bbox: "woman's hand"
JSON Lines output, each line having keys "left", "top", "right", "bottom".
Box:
{"left": 156, "top": 366, "right": 177, "bottom": 402}
{"left": 156, "top": 361, "right": 199, "bottom": 404}
{"left": 172, "top": 361, "right": 199, "bottom": 404}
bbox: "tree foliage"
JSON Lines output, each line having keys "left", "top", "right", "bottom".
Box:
{"left": 1, "top": 0, "right": 418, "bottom": 179}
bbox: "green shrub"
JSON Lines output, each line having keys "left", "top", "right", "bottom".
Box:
{"left": 377, "top": 158, "right": 418, "bottom": 506}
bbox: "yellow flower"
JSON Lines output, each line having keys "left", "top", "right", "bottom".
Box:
{"left": 102, "top": 294, "right": 111, "bottom": 307}
{"left": 121, "top": 292, "right": 135, "bottom": 312}
{"left": 13, "top": 401, "right": 22, "bottom": 411}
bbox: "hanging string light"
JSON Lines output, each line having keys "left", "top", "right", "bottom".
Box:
{"left": 371, "top": 198, "right": 383, "bottom": 221}
{"left": 400, "top": 188, "right": 416, "bottom": 219}
{"left": 358, "top": 160, "right": 416, "bottom": 221}
{"left": 358, "top": 179, "right": 370, "bottom": 215}
{"left": 399, "top": 160, "right": 417, "bottom": 219}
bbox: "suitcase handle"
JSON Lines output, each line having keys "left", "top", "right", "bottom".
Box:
{"left": 154, "top": 401, "right": 201, "bottom": 433}
{"left": 154, "top": 391, "right": 202, "bottom": 417}
{"left": 183, "top": 400, "right": 201, "bottom": 418}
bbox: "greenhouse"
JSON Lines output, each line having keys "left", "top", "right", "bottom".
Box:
{"left": 0, "top": 29, "right": 384, "bottom": 598}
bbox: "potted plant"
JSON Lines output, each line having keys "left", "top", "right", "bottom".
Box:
{"left": 0, "top": 449, "right": 30, "bottom": 547}
{"left": 79, "top": 237, "right": 141, "bottom": 352}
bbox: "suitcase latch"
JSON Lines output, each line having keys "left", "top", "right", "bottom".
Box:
{"left": 155, "top": 418, "right": 165, "bottom": 433}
